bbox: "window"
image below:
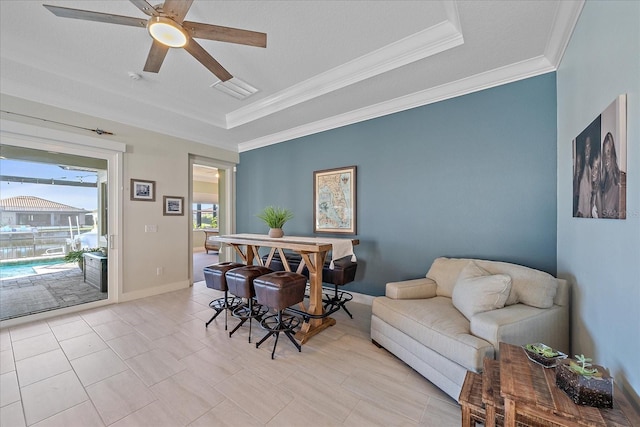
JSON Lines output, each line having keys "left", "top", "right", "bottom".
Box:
{"left": 193, "top": 203, "right": 218, "bottom": 229}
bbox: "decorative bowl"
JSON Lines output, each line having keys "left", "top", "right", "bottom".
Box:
{"left": 522, "top": 343, "right": 567, "bottom": 368}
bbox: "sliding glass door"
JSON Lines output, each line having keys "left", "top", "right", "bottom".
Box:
{"left": 0, "top": 122, "right": 123, "bottom": 323}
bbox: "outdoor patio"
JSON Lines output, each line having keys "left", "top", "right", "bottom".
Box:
{"left": 0, "top": 251, "right": 218, "bottom": 321}
{"left": 0, "top": 263, "right": 106, "bottom": 321}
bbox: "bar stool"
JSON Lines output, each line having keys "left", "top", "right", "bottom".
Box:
{"left": 321, "top": 256, "right": 358, "bottom": 319}
{"left": 203, "top": 262, "right": 244, "bottom": 330}
{"left": 253, "top": 271, "right": 307, "bottom": 359}
{"left": 225, "top": 265, "right": 272, "bottom": 342}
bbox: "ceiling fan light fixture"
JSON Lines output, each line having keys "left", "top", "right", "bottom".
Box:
{"left": 147, "top": 16, "right": 188, "bottom": 48}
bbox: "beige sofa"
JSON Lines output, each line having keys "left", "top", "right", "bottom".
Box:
{"left": 371, "top": 257, "right": 570, "bottom": 400}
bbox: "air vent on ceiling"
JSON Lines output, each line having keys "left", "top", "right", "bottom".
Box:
{"left": 210, "top": 77, "right": 258, "bottom": 100}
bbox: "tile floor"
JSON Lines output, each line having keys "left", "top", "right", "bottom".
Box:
{"left": 0, "top": 281, "right": 462, "bottom": 426}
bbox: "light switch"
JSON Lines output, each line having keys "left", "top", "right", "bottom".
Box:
{"left": 145, "top": 225, "right": 158, "bottom": 232}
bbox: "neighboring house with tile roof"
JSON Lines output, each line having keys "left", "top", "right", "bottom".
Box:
{"left": 0, "top": 196, "right": 91, "bottom": 229}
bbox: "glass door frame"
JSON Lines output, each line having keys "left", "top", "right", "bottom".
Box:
{"left": 0, "top": 119, "right": 124, "bottom": 326}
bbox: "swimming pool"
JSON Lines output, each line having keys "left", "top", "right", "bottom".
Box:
{"left": 0, "top": 259, "right": 66, "bottom": 279}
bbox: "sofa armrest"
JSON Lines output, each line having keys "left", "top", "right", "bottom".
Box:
{"left": 385, "top": 278, "right": 437, "bottom": 299}
{"left": 470, "top": 303, "right": 569, "bottom": 355}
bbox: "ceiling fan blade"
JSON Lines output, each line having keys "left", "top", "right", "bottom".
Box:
{"left": 183, "top": 38, "right": 232, "bottom": 82}
{"left": 43, "top": 5, "right": 146, "bottom": 28}
{"left": 143, "top": 40, "right": 170, "bottom": 73}
{"left": 183, "top": 21, "right": 267, "bottom": 48}
{"left": 161, "top": 0, "right": 194, "bottom": 24}
{"left": 129, "top": 0, "right": 157, "bottom": 16}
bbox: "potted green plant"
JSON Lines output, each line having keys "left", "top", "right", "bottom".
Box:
{"left": 555, "top": 354, "right": 613, "bottom": 408}
{"left": 64, "top": 247, "right": 101, "bottom": 271}
{"left": 256, "top": 206, "right": 293, "bottom": 238}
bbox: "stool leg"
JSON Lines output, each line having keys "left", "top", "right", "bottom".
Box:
{"left": 269, "top": 310, "right": 285, "bottom": 359}
{"left": 223, "top": 290, "right": 228, "bottom": 331}
{"left": 256, "top": 329, "right": 277, "bottom": 348}
{"left": 340, "top": 301, "right": 353, "bottom": 319}
{"left": 284, "top": 330, "right": 301, "bottom": 352}
{"left": 205, "top": 310, "right": 220, "bottom": 328}
{"left": 248, "top": 298, "right": 253, "bottom": 343}
{"left": 332, "top": 285, "right": 353, "bottom": 319}
{"left": 205, "top": 302, "right": 224, "bottom": 328}
{"left": 255, "top": 302, "right": 303, "bottom": 359}
{"left": 271, "top": 329, "right": 280, "bottom": 359}
{"left": 229, "top": 300, "right": 248, "bottom": 338}
{"left": 283, "top": 315, "right": 301, "bottom": 352}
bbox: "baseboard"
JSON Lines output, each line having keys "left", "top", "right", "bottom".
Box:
{"left": 349, "top": 290, "right": 375, "bottom": 306}
{"left": 118, "top": 280, "right": 190, "bottom": 302}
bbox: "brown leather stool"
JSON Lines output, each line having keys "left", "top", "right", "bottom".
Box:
{"left": 261, "top": 253, "right": 357, "bottom": 318}
{"left": 253, "top": 271, "right": 307, "bottom": 359}
{"left": 321, "top": 256, "right": 357, "bottom": 318}
{"left": 203, "top": 262, "right": 244, "bottom": 330}
{"left": 225, "top": 265, "right": 272, "bottom": 342}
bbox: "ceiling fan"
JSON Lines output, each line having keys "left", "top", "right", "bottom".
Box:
{"left": 43, "top": 0, "right": 267, "bottom": 82}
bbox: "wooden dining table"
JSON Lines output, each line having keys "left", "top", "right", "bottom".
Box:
{"left": 211, "top": 233, "right": 359, "bottom": 344}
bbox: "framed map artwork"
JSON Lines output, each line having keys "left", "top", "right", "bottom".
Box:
{"left": 313, "top": 166, "right": 356, "bottom": 234}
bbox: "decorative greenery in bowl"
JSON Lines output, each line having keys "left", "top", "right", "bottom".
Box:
{"left": 257, "top": 206, "right": 293, "bottom": 237}
{"left": 556, "top": 354, "right": 613, "bottom": 408}
{"left": 568, "top": 354, "right": 601, "bottom": 378}
{"left": 523, "top": 343, "right": 567, "bottom": 368}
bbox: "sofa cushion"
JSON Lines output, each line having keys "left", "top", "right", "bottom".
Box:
{"left": 452, "top": 261, "right": 512, "bottom": 321}
{"left": 475, "top": 260, "right": 557, "bottom": 308}
{"left": 427, "top": 257, "right": 558, "bottom": 309}
{"left": 427, "top": 257, "right": 470, "bottom": 298}
{"left": 371, "top": 295, "right": 494, "bottom": 372}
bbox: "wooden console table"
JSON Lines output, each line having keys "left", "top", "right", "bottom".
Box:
{"left": 212, "top": 233, "right": 358, "bottom": 344}
{"left": 460, "top": 343, "right": 639, "bottom": 427}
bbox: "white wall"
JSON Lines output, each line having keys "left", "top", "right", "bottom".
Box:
{"left": 0, "top": 94, "right": 238, "bottom": 301}
{"left": 557, "top": 0, "right": 640, "bottom": 402}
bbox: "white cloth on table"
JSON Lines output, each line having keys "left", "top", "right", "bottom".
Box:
{"left": 322, "top": 238, "right": 357, "bottom": 269}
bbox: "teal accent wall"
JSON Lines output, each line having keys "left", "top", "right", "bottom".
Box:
{"left": 238, "top": 73, "right": 557, "bottom": 296}
{"left": 557, "top": 1, "right": 640, "bottom": 401}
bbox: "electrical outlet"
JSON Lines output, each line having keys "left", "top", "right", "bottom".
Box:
{"left": 145, "top": 225, "right": 158, "bottom": 233}
{"left": 156, "top": 267, "right": 163, "bottom": 275}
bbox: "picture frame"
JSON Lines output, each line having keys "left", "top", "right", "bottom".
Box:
{"left": 313, "top": 165, "right": 356, "bottom": 234}
{"left": 130, "top": 179, "right": 155, "bottom": 202}
{"left": 163, "top": 196, "right": 184, "bottom": 216}
{"left": 572, "top": 94, "right": 627, "bottom": 219}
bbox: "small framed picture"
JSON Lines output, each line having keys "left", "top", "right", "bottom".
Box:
{"left": 130, "top": 179, "right": 155, "bottom": 201}
{"left": 163, "top": 196, "right": 184, "bottom": 216}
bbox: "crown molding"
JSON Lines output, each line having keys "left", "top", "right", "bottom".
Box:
{"left": 226, "top": 19, "right": 464, "bottom": 129}
{"left": 238, "top": 0, "right": 586, "bottom": 153}
{"left": 238, "top": 55, "right": 555, "bottom": 152}
{"left": 544, "top": 0, "right": 585, "bottom": 67}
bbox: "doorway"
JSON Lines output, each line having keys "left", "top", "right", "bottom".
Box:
{"left": 190, "top": 156, "right": 235, "bottom": 283}
{"left": 192, "top": 164, "right": 219, "bottom": 282}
